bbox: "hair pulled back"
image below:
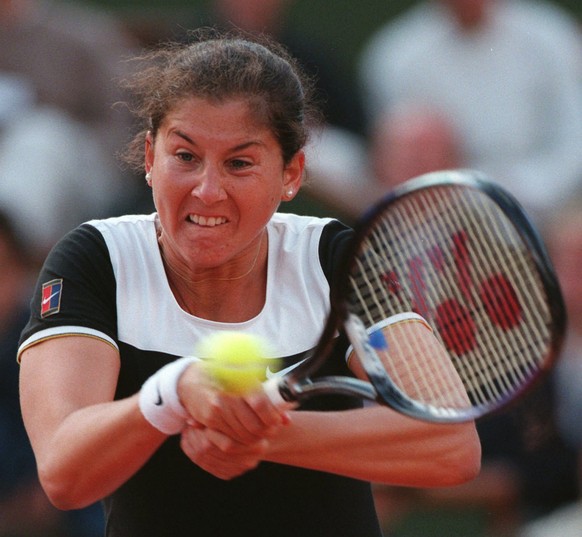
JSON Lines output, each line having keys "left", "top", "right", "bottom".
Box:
{"left": 121, "top": 29, "right": 320, "bottom": 171}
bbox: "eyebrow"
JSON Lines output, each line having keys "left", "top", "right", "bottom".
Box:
{"left": 172, "top": 130, "right": 265, "bottom": 151}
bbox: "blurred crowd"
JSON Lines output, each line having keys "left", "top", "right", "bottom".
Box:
{"left": 2, "top": 0, "right": 582, "bottom": 535}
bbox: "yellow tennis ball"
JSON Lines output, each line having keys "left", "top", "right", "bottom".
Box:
{"left": 197, "top": 332, "right": 274, "bottom": 394}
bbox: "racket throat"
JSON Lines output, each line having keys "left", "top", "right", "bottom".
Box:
{"left": 288, "top": 376, "right": 378, "bottom": 402}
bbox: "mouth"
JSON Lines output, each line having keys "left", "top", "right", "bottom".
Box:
{"left": 187, "top": 214, "right": 228, "bottom": 227}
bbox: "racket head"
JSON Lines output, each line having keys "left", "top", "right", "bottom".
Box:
{"left": 339, "top": 169, "right": 566, "bottom": 422}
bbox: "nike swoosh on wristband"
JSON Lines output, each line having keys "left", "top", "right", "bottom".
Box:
{"left": 154, "top": 381, "right": 163, "bottom": 406}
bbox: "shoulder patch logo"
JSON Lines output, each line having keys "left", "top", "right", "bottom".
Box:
{"left": 41, "top": 279, "right": 63, "bottom": 317}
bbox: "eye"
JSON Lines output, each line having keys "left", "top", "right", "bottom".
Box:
{"left": 176, "top": 151, "right": 194, "bottom": 162}
{"left": 228, "top": 158, "right": 252, "bottom": 171}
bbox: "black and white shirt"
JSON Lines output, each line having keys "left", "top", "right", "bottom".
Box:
{"left": 19, "top": 212, "right": 383, "bottom": 537}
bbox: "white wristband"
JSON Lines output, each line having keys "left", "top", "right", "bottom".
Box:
{"left": 344, "top": 312, "right": 431, "bottom": 361}
{"left": 139, "top": 356, "right": 198, "bottom": 435}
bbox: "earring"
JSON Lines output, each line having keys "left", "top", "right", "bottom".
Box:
{"left": 287, "top": 189, "right": 294, "bottom": 198}
{"left": 145, "top": 172, "right": 152, "bottom": 184}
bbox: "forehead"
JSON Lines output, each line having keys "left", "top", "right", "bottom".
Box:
{"left": 160, "top": 96, "right": 272, "bottom": 138}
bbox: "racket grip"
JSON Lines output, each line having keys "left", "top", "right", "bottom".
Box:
{"left": 262, "top": 377, "right": 288, "bottom": 406}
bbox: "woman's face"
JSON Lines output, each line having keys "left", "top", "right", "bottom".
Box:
{"left": 145, "top": 97, "right": 303, "bottom": 275}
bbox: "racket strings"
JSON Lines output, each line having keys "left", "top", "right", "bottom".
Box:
{"left": 432, "top": 187, "right": 543, "bottom": 398}
{"left": 355, "top": 195, "right": 480, "bottom": 409}
{"left": 407, "top": 192, "right": 500, "bottom": 406}
{"left": 430, "top": 188, "right": 545, "bottom": 396}
{"left": 393, "top": 194, "right": 486, "bottom": 403}
{"left": 347, "top": 185, "right": 553, "bottom": 413}
{"left": 448, "top": 189, "right": 550, "bottom": 391}
{"left": 363, "top": 201, "right": 468, "bottom": 408}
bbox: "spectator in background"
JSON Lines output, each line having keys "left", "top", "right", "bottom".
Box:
{"left": 369, "top": 104, "right": 463, "bottom": 191}
{"left": 0, "top": 0, "right": 141, "bottom": 261}
{"left": 0, "top": 0, "right": 136, "bottom": 156}
{"left": 304, "top": 102, "right": 464, "bottom": 221}
{"left": 0, "top": 72, "right": 123, "bottom": 262}
{"left": 359, "top": 0, "right": 582, "bottom": 226}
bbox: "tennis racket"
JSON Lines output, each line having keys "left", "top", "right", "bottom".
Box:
{"left": 263, "top": 169, "right": 566, "bottom": 423}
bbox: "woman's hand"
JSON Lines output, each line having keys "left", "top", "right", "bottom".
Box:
{"left": 180, "top": 423, "right": 272, "bottom": 480}
{"left": 177, "top": 363, "right": 290, "bottom": 478}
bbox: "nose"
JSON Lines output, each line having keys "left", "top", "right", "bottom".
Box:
{"left": 191, "top": 166, "right": 227, "bottom": 205}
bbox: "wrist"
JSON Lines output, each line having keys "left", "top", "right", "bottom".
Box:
{"left": 139, "top": 356, "right": 198, "bottom": 435}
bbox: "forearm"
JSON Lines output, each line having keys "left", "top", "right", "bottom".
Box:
{"left": 19, "top": 338, "right": 168, "bottom": 509}
{"left": 265, "top": 405, "right": 481, "bottom": 487}
{"left": 35, "top": 394, "right": 166, "bottom": 510}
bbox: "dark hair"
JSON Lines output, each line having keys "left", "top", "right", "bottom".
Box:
{"left": 120, "top": 29, "right": 321, "bottom": 171}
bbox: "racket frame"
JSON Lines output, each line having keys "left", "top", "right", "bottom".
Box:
{"left": 267, "top": 169, "right": 567, "bottom": 422}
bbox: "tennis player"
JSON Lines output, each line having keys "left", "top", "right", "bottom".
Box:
{"left": 18, "top": 30, "right": 480, "bottom": 537}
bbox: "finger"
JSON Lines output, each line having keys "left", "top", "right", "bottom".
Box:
{"left": 184, "top": 383, "right": 287, "bottom": 444}
{"left": 180, "top": 427, "right": 265, "bottom": 479}
{"left": 201, "top": 392, "right": 284, "bottom": 444}
{"left": 204, "top": 427, "right": 270, "bottom": 457}
{"left": 245, "top": 391, "right": 294, "bottom": 428}
{"left": 196, "top": 393, "right": 265, "bottom": 443}
{"left": 220, "top": 395, "right": 287, "bottom": 442}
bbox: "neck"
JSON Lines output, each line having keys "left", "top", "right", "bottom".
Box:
{"left": 162, "top": 235, "right": 265, "bottom": 285}
{"left": 160, "top": 234, "right": 268, "bottom": 322}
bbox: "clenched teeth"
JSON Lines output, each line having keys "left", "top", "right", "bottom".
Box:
{"left": 188, "top": 214, "right": 227, "bottom": 227}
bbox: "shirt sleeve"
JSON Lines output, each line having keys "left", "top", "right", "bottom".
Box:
{"left": 316, "top": 219, "right": 362, "bottom": 384}
{"left": 318, "top": 219, "right": 353, "bottom": 290}
{"left": 18, "top": 223, "right": 118, "bottom": 359}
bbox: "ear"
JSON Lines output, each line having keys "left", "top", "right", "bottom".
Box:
{"left": 144, "top": 131, "right": 155, "bottom": 177}
{"left": 281, "top": 150, "right": 305, "bottom": 202}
